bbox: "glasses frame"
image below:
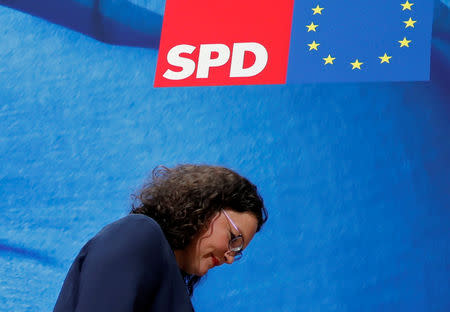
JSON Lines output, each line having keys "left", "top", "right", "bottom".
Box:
{"left": 222, "top": 210, "right": 244, "bottom": 260}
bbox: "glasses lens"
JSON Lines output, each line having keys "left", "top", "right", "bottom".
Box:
{"left": 229, "top": 236, "right": 243, "bottom": 251}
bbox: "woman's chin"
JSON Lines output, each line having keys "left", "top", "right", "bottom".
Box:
{"left": 196, "top": 263, "right": 212, "bottom": 276}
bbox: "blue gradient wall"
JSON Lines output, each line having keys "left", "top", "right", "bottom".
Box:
{"left": 0, "top": 1, "right": 449, "bottom": 311}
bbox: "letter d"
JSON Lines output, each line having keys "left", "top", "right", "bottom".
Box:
{"left": 229, "top": 43, "right": 268, "bottom": 78}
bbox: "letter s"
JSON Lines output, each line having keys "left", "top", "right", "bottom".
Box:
{"left": 163, "top": 45, "right": 196, "bottom": 80}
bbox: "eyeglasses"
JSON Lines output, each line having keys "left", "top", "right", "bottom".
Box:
{"left": 222, "top": 210, "right": 244, "bottom": 260}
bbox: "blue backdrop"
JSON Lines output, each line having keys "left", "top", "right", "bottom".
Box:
{"left": 0, "top": 1, "right": 449, "bottom": 311}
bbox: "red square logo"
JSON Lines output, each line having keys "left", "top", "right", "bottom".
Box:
{"left": 154, "top": 0, "right": 294, "bottom": 87}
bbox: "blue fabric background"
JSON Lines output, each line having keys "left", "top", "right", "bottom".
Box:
{"left": 0, "top": 1, "right": 449, "bottom": 311}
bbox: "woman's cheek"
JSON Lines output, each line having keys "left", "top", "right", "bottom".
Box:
{"left": 219, "top": 235, "right": 230, "bottom": 254}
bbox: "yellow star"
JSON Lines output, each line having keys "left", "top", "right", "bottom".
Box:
{"left": 351, "top": 59, "right": 363, "bottom": 70}
{"left": 307, "top": 41, "right": 320, "bottom": 51}
{"left": 403, "top": 17, "right": 417, "bottom": 28}
{"left": 306, "top": 22, "right": 319, "bottom": 32}
{"left": 401, "top": 1, "right": 414, "bottom": 11}
{"left": 379, "top": 53, "right": 392, "bottom": 64}
{"left": 398, "top": 37, "right": 412, "bottom": 47}
{"left": 312, "top": 5, "right": 324, "bottom": 15}
{"left": 323, "top": 54, "right": 335, "bottom": 65}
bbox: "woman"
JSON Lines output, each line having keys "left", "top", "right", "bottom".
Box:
{"left": 54, "top": 164, "right": 267, "bottom": 312}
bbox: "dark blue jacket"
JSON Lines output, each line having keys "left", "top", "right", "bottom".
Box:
{"left": 54, "top": 214, "right": 194, "bottom": 312}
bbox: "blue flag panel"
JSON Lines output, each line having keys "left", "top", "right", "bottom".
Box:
{"left": 287, "top": 1, "right": 435, "bottom": 82}
{"left": 0, "top": 0, "right": 162, "bottom": 49}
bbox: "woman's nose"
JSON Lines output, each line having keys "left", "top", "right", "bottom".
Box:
{"left": 224, "top": 252, "right": 235, "bottom": 264}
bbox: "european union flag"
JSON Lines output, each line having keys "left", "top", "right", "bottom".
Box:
{"left": 287, "top": 1, "right": 435, "bottom": 83}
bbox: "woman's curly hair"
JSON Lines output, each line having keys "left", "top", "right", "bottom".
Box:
{"left": 130, "top": 164, "right": 267, "bottom": 295}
